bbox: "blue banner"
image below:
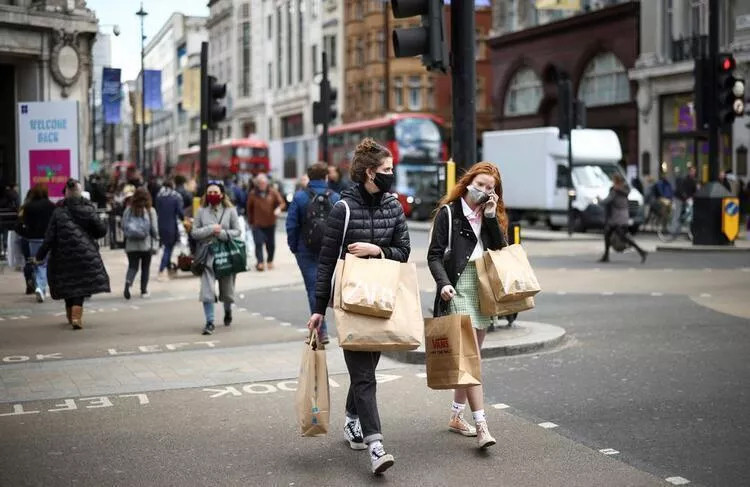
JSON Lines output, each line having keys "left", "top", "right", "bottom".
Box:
{"left": 101, "top": 67, "right": 121, "bottom": 124}
{"left": 144, "top": 69, "right": 163, "bottom": 110}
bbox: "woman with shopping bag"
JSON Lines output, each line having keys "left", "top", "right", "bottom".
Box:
{"left": 191, "top": 182, "right": 242, "bottom": 335}
{"left": 427, "top": 162, "right": 509, "bottom": 449}
{"left": 307, "top": 137, "right": 409, "bottom": 475}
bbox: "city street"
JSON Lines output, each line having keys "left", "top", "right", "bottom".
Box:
{"left": 1, "top": 226, "right": 748, "bottom": 486}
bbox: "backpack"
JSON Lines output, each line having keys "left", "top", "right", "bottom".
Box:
{"left": 124, "top": 210, "right": 151, "bottom": 240}
{"left": 301, "top": 189, "right": 333, "bottom": 254}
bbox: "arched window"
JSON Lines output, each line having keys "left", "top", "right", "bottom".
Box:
{"left": 503, "top": 68, "right": 543, "bottom": 116}
{"left": 578, "top": 52, "right": 630, "bottom": 107}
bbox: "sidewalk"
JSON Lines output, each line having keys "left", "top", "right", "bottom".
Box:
{"left": 656, "top": 238, "right": 750, "bottom": 252}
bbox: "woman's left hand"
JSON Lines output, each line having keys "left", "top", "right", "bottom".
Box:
{"left": 348, "top": 242, "right": 381, "bottom": 258}
{"left": 484, "top": 192, "right": 499, "bottom": 217}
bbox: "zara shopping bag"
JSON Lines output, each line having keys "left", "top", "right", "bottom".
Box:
{"left": 340, "top": 253, "right": 400, "bottom": 318}
{"left": 295, "top": 332, "right": 330, "bottom": 437}
{"left": 482, "top": 244, "right": 541, "bottom": 302}
{"left": 476, "top": 253, "right": 535, "bottom": 316}
{"left": 424, "top": 314, "right": 482, "bottom": 390}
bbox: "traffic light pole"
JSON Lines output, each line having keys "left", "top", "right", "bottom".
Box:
{"left": 199, "top": 41, "right": 208, "bottom": 195}
{"left": 707, "top": 0, "right": 719, "bottom": 183}
{"left": 450, "top": 1, "right": 476, "bottom": 172}
{"left": 321, "top": 52, "right": 329, "bottom": 164}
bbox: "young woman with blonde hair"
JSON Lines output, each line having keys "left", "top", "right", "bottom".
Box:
{"left": 427, "top": 161, "right": 509, "bottom": 449}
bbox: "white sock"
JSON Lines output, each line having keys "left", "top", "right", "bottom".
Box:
{"left": 368, "top": 440, "right": 383, "bottom": 454}
{"left": 451, "top": 401, "right": 466, "bottom": 415}
{"left": 473, "top": 409, "right": 486, "bottom": 424}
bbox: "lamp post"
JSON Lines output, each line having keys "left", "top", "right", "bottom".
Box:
{"left": 136, "top": 2, "right": 148, "bottom": 177}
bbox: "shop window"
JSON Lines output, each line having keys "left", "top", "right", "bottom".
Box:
{"left": 408, "top": 76, "right": 422, "bottom": 110}
{"left": 503, "top": 67, "right": 542, "bottom": 116}
{"left": 578, "top": 52, "right": 630, "bottom": 107}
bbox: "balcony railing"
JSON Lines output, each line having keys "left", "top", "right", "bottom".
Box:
{"left": 670, "top": 35, "right": 709, "bottom": 62}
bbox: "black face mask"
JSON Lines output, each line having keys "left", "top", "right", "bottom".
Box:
{"left": 373, "top": 173, "right": 395, "bottom": 193}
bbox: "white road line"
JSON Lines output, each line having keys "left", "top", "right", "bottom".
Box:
{"left": 741, "top": 268, "right": 750, "bottom": 272}
{"left": 699, "top": 293, "right": 712, "bottom": 298}
{"left": 703, "top": 268, "right": 713, "bottom": 273}
{"left": 279, "top": 322, "right": 292, "bottom": 327}
{"left": 415, "top": 372, "right": 427, "bottom": 378}
{"left": 556, "top": 291, "right": 567, "bottom": 296}
{"left": 538, "top": 422, "right": 558, "bottom": 429}
{"left": 264, "top": 316, "right": 276, "bottom": 321}
{"left": 650, "top": 292, "right": 664, "bottom": 297}
{"left": 558, "top": 268, "right": 567, "bottom": 272}
{"left": 599, "top": 448, "right": 619, "bottom": 455}
{"left": 627, "top": 267, "right": 636, "bottom": 272}
{"left": 271, "top": 287, "right": 280, "bottom": 292}
{"left": 129, "top": 305, "right": 140, "bottom": 310}
{"left": 296, "top": 328, "right": 308, "bottom": 333}
{"left": 665, "top": 477, "right": 690, "bottom": 485}
{"left": 601, "top": 292, "right": 614, "bottom": 296}
{"left": 251, "top": 312, "right": 260, "bottom": 316}
{"left": 664, "top": 268, "right": 674, "bottom": 272}
{"left": 592, "top": 268, "right": 601, "bottom": 272}
{"left": 492, "top": 403, "right": 509, "bottom": 410}
{"left": 237, "top": 307, "right": 247, "bottom": 312}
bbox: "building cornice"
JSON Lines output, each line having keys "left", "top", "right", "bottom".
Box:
{"left": 0, "top": 6, "right": 97, "bottom": 34}
{"left": 628, "top": 59, "right": 694, "bottom": 81}
{"left": 206, "top": 4, "right": 233, "bottom": 29}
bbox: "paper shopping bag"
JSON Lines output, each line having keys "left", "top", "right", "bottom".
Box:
{"left": 295, "top": 333, "right": 330, "bottom": 437}
{"left": 424, "top": 314, "right": 481, "bottom": 390}
{"left": 340, "top": 253, "right": 400, "bottom": 318}
{"left": 333, "top": 261, "right": 423, "bottom": 351}
{"left": 476, "top": 255, "right": 536, "bottom": 316}
{"left": 482, "top": 244, "right": 541, "bottom": 302}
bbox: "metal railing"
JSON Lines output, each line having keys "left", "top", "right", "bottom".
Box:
{"left": 670, "top": 35, "right": 708, "bottom": 62}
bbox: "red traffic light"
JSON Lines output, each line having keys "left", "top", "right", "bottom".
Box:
{"left": 720, "top": 55, "right": 735, "bottom": 72}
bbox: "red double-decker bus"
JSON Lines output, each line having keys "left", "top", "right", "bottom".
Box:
{"left": 328, "top": 113, "right": 448, "bottom": 219}
{"left": 175, "top": 138, "right": 270, "bottom": 183}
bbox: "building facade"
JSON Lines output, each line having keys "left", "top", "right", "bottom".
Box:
{"left": 0, "top": 0, "right": 98, "bottom": 184}
{"left": 629, "top": 0, "right": 750, "bottom": 184}
{"left": 488, "top": 2, "right": 639, "bottom": 170}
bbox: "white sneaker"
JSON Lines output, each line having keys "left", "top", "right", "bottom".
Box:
{"left": 35, "top": 288, "right": 44, "bottom": 303}
{"left": 449, "top": 412, "right": 477, "bottom": 437}
{"left": 343, "top": 418, "right": 367, "bottom": 450}
{"left": 370, "top": 443, "right": 394, "bottom": 474}
{"left": 140, "top": 292, "right": 150, "bottom": 299}
{"left": 476, "top": 421, "right": 496, "bottom": 449}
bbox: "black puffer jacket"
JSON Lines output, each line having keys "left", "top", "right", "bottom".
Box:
{"left": 313, "top": 184, "right": 410, "bottom": 314}
{"left": 21, "top": 198, "right": 56, "bottom": 239}
{"left": 36, "top": 197, "right": 110, "bottom": 300}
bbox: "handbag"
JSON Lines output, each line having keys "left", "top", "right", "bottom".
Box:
{"left": 295, "top": 330, "right": 330, "bottom": 437}
{"left": 211, "top": 238, "right": 247, "bottom": 278}
{"left": 190, "top": 244, "right": 210, "bottom": 276}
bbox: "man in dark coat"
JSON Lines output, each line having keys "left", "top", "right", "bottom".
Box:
{"left": 154, "top": 179, "right": 184, "bottom": 280}
{"left": 36, "top": 179, "right": 110, "bottom": 329}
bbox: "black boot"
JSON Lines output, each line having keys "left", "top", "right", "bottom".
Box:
{"left": 598, "top": 254, "right": 610, "bottom": 263}
{"left": 123, "top": 282, "right": 131, "bottom": 300}
{"left": 640, "top": 250, "right": 648, "bottom": 264}
{"left": 224, "top": 311, "right": 232, "bottom": 326}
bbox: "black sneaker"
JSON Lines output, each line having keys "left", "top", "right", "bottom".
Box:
{"left": 344, "top": 419, "right": 367, "bottom": 450}
{"left": 123, "top": 284, "right": 131, "bottom": 300}
{"left": 202, "top": 322, "right": 215, "bottom": 335}
{"left": 370, "top": 443, "right": 394, "bottom": 474}
{"left": 224, "top": 311, "right": 232, "bottom": 326}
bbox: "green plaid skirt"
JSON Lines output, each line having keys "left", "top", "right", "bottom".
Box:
{"left": 449, "top": 261, "right": 492, "bottom": 330}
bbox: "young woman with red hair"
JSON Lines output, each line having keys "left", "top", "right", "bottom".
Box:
{"left": 427, "top": 161, "right": 509, "bottom": 449}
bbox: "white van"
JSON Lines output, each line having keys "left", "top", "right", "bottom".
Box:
{"left": 482, "top": 127, "right": 644, "bottom": 231}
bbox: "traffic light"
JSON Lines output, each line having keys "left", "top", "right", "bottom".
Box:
{"left": 313, "top": 79, "right": 337, "bottom": 125}
{"left": 207, "top": 75, "right": 227, "bottom": 129}
{"left": 391, "top": 0, "right": 447, "bottom": 72}
{"left": 717, "top": 53, "right": 745, "bottom": 126}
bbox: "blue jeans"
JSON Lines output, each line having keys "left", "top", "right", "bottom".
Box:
{"left": 159, "top": 243, "right": 174, "bottom": 272}
{"left": 295, "top": 251, "right": 327, "bottom": 336}
{"left": 27, "top": 239, "right": 47, "bottom": 293}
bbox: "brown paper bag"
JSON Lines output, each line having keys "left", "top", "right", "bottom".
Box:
{"left": 333, "top": 261, "right": 423, "bottom": 351}
{"left": 424, "top": 314, "right": 482, "bottom": 390}
{"left": 295, "top": 333, "right": 330, "bottom": 437}
{"left": 476, "top": 255, "right": 536, "bottom": 316}
{"left": 482, "top": 244, "right": 541, "bottom": 302}
{"left": 340, "top": 253, "right": 400, "bottom": 318}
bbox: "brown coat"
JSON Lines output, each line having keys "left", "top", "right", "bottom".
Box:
{"left": 247, "top": 188, "right": 285, "bottom": 227}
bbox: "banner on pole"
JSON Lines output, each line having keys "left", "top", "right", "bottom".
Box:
{"left": 17, "top": 101, "right": 80, "bottom": 201}
{"left": 134, "top": 91, "right": 152, "bottom": 125}
{"left": 536, "top": 0, "right": 581, "bottom": 10}
{"left": 101, "top": 67, "right": 122, "bottom": 124}
{"left": 182, "top": 67, "right": 200, "bottom": 112}
{"left": 144, "top": 69, "right": 163, "bottom": 110}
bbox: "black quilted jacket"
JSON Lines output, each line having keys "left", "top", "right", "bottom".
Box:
{"left": 36, "top": 198, "right": 111, "bottom": 300}
{"left": 313, "top": 184, "right": 410, "bottom": 314}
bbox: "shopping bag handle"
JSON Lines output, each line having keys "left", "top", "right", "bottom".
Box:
{"left": 308, "top": 329, "right": 320, "bottom": 351}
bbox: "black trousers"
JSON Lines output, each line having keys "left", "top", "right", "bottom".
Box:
{"left": 252, "top": 225, "right": 276, "bottom": 264}
{"left": 64, "top": 296, "right": 84, "bottom": 307}
{"left": 603, "top": 225, "right": 644, "bottom": 257}
{"left": 344, "top": 350, "right": 383, "bottom": 444}
{"left": 126, "top": 251, "right": 152, "bottom": 293}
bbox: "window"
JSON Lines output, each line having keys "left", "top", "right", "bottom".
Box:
{"left": 241, "top": 3, "right": 249, "bottom": 18}
{"left": 312, "top": 0, "right": 320, "bottom": 18}
{"left": 476, "top": 77, "right": 484, "bottom": 111}
{"left": 355, "top": 0, "right": 363, "bottom": 18}
{"left": 577, "top": 52, "right": 630, "bottom": 107}
{"left": 356, "top": 38, "right": 364, "bottom": 66}
{"left": 426, "top": 77, "right": 435, "bottom": 109}
{"left": 298, "top": 0, "right": 304, "bottom": 82}
{"left": 394, "top": 76, "right": 404, "bottom": 109}
{"left": 408, "top": 76, "right": 422, "bottom": 110}
{"left": 475, "top": 29, "right": 482, "bottom": 60}
{"left": 287, "top": 1, "right": 293, "bottom": 85}
{"left": 376, "top": 31, "right": 385, "bottom": 61}
{"left": 277, "top": 6, "right": 282, "bottom": 88}
{"left": 503, "top": 67, "right": 542, "bottom": 116}
{"left": 329, "top": 35, "right": 337, "bottom": 67}
{"left": 268, "top": 62, "right": 273, "bottom": 89}
{"left": 312, "top": 45, "right": 318, "bottom": 75}
{"left": 268, "top": 117, "right": 273, "bottom": 139}
{"left": 358, "top": 82, "right": 365, "bottom": 111}
{"left": 267, "top": 14, "right": 272, "bottom": 39}
{"left": 379, "top": 80, "right": 386, "bottom": 108}
{"left": 241, "top": 21, "right": 251, "bottom": 97}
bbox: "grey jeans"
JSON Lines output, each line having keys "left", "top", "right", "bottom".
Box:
{"left": 344, "top": 350, "right": 383, "bottom": 444}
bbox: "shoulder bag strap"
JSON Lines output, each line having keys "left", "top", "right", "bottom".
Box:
{"left": 444, "top": 204, "right": 452, "bottom": 252}
{"left": 336, "top": 200, "right": 350, "bottom": 259}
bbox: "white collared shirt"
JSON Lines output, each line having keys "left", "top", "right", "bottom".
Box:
{"left": 461, "top": 197, "right": 484, "bottom": 262}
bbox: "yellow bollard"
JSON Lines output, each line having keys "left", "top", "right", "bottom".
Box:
{"left": 446, "top": 158, "right": 456, "bottom": 195}
{"left": 192, "top": 196, "right": 201, "bottom": 217}
{"left": 514, "top": 224, "right": 521, "bottom": 245}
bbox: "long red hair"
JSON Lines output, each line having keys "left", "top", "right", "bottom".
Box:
{"left": 436, "top": 161, "right": 508, "bottom": 235}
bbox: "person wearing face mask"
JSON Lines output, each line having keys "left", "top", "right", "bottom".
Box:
{"left": 427, "top": 162, "right": 509, "bottom": 450}
{"left": 191, "top": 182, "right": 242, "bottom": 335}
{"left": 307, "top": 137, "right": 410, "bottom": 475}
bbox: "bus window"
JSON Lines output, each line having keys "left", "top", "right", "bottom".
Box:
{"left": 394, "top": 117, "right": 442, "bottom": 163}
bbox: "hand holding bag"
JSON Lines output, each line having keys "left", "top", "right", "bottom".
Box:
{"left": 295, "top": 331, "right": 330, "bottom": 437}
{"left": 424, "top": 314, "right": 482, "bottom": 390}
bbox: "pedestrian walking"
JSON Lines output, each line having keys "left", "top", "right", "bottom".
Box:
{"left": 286, "top": 162, "right": 340, "bottom": 345}
{"left": 427, "top": 161, "right": 507, "bottom": 450}
{"left": 599, "top": 174, "right": 647, "bottom": 263}
{"left": 34, "top": 179, "right": 110, "bottom": 329}
{"left": 154, "top": 179, "right": 184, "bottom": 281}
{"left": 122, "top": 187, "right": 159, "bottom": 299}
{"left": 246, "top": 173, "right": 285, "bottom": 271}
{"left": 307, "top": 137, "right": 410, "bottom": 475}
{"left": 18, "top": 183, "right": 56, "bottom": 302}
{"left": 191, "top": 182, "right": 242, "bottom": 335}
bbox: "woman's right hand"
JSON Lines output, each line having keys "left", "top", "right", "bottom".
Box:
{"left": 307, "top": 313, "right": 324, "bottom": 330}
{"left": 440, "top": 285, "right": 456, "bottom": 302}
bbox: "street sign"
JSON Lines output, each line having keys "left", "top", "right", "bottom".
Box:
{"left": 721, "top": 197, "right": 740, "bottom": 241}
{"left": 17, "top": 101, "right": 80, "bottom": 201}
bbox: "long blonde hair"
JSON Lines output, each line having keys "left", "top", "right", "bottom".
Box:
{"left": 436, "top": 161, "right": 508, "bottom": 235}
